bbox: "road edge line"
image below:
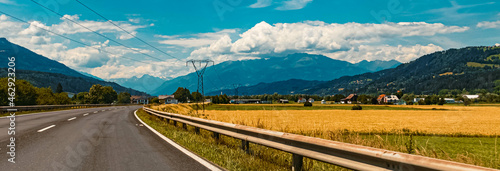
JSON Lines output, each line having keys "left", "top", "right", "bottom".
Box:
{"left": 134, "top": 109, "right": 223, "bottom": 171}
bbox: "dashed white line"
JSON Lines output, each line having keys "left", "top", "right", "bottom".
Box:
{"left": 37, "top": 125, "right": 56, "bottom": 133}
{"left": 68, "top": 117, "right": 77, "bottom": 121}
{"left": 101, "top": 110, "right": 106, "bottom": 112}
{"left": 83, "top": 113, "right": 89, "bottom": 116}
{"left": 94, "top": 111, "right": 98, "bottom": 113}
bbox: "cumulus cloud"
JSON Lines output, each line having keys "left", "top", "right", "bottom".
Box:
{"left": 158, "top": 29, "right": 238, "bottom": 47}
{"left": 190, "top": 21, "right": 468, "bottom": 63}
{"left": 250, "top": 0, "right": 273, "bottom": 8}
{"left": 88, "top": 59, "right": 187, "bottom": 79}
{"left": 477, "top": 20, "right": 500, "bottom": 29}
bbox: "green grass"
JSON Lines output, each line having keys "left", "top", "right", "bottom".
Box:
{"left": 205, "top": 104, "right": 439, "bottom": 111}
{"left": 467, "top": 62, "right": 500, "bottom": 68}
{"left": 136, "top": 109, "right": 348, "bottom": 171}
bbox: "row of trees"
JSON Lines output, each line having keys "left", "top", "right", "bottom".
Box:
{"left": 0, "top": 78, "right": 131, "bottom": 105}
{"left": 0, "top": 78, "right": 71, "bottom": 105}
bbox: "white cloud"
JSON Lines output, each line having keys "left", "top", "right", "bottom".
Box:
{"left": 190, "top": 21, "right": 468, "bottom": 63}
{"left": 495, "top": 43, "right": 500, "bottom": 47}
{"left": 276, "top": 0, "right": 312, "bottom": 10}
{"left": 50, "top": 15, "right": 148, "bottom": 40}
{"left": 158, "top": 29, "right": 238, "bottom": 47}
{"left": 250, "top": 0, "right": 273, "bottom": 8}
{"left": 320, "top": 44, "right": 443, "bottom": 63}
{"left": 477, "top": 20, "right": 500, "bottom": 29}
{"left": 0, "top": 0, "right": 14, "bottom": 4}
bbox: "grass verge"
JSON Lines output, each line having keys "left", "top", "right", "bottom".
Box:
{"left": 136, "top": 108, "right": 349, "bottom": 171}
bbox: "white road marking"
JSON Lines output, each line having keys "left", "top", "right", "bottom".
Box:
{"left": 94, "top": 111, "right": 98, "bottom": 113}
{"left": 101, "top": 110, "right": 106, "bottom": 112}
{"left": 37, "top": 125, "right": 56, "bottom": 133}
{"left": 83, "top": 113, "right": 89, "bottom": 116}
{"left": 68, "top": 117, "right": 77, "bottom": 121}
{"left": 134, "top": 110, "right": 222, "bottom": 171}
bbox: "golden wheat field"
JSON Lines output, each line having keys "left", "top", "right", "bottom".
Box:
{"left": 152, "top": 104, "right": 500, "bottom": 136}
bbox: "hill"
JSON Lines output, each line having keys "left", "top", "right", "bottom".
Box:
{"left": 0, "top": 69, "right": 148, "bottom": 95}
{"left": 306, "top": 46, "right": 500, "bottom": 95}
{"left": 0, "top": 38, "right": 147, "bottom": 95}
{"left": 0, "top": 38, "right": 87, "bottom": 78}
{"left": 206, "top": 79, "right": 326, "bottom": 95}
{"left": 152, "top": 53, "right": 399, "bottom": 95}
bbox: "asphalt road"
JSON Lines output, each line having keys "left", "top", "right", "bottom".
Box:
{"left": 0, "top": 106, "right": 213, "bottom": 171}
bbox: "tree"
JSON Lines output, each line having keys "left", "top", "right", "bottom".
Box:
{"left": 87, "top": 84, "right": 117, "bottom": 104}
{"left": 55, "top": 92, "right": 71, "bottom": 104}
{"left": 36, "top": 87, "right": 57, "bottom": 105}
{"left": 6, "top": 79, "right": 38, "bottom": 105}
{"left": 192, "top": 92, "right": 203, "bottom": 102}
{"left": 117, "top": 92, "right": 131, "bottom": 104}
{"left": 173, "top": 87, "right": 192, "bottom": 103}
{"left": 56, "top": 83, "right": 63, "bottom": 93}
{"left": 75, "top": 92, "right": 88, "bottom": 104}
{"left": 151, "top": 97, "right": 159, "bottom": 104}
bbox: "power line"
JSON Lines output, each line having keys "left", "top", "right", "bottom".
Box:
{"left": 0, "top": 10, "right": 151, "bottom": 65}
{"left": 30, "top": 0, "right": 165, "bottom": 62}
{"left": 75, "top": 0, "right": 182, "bottom": 61}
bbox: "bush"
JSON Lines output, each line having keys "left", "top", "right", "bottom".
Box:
{"left": 351, "top": 104, "right": 362, "bottom": 110}
{"left": 304, "top": 101, "right": 312, "bottom": 107}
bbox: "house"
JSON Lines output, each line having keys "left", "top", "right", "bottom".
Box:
{"left": 463, "top": 95, "right": 479, "bottom": 99}
{"left": 205, "top": 99, "right": 211, "bottom": 103}
{"left": 131, "top": 96, "right": 149, "bottom": 104}
{"left": 377, "top": 94, "right": 386, "bottom": 104}
{"left": 279, "top": 99, "right": 289, "bottom": 104}
{"left": 321, "top": 99, "right": 326, "bottom": 104}
{"left": 413, "top": 98, "right": 425, "bottom": 103}
{"left": 385, "top": 95, "right": 399, "bottom": 103}
{"left": 341, "top": 94, "right": 358, "bottom": 104}
{"left": 297, "top": 98, "right": 307, "bottom": 103}
{"left": 308, "top": 98, "right": 315, "bottom": 103}
{"left": 159, "top": 95, "right": 178, "bottom": 104}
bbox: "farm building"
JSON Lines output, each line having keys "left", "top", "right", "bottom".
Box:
{"left": 231, "top": 99, "right": 261, "bottom": 104}
{"left": 377, "top": 94, "right": 386, "bottom": 104}
{"left": 413, "top": 98, "right": 425, "bottom": 103}
{"left": 444, "top": 98, "right": 456, "bottom": 103}
{"left": 321, "top": 99, "right": 326, "bottom": 104}
{"left": 297, "top": 98, "right": 307, "bottom": 103}
{"left": 385, "top": 95, "right": 399, "bottom": 103}
{"left": 308, "top": 98, "right": 315, "bottom": 103}
{"left": 463, "top": 95, "right": 479, "bottom": 99}
{"left": 279, "top": 99, "right": 289, "bottom": 103}
{"left": 341, "top": 94, "right": 358, "bottom": 104}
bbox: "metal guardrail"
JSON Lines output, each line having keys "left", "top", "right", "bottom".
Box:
{"left": 143, "top": 107, "right": 498, "bottom": 171}
{"left": 0, "top": 104, "right": 116, "bottom": 113}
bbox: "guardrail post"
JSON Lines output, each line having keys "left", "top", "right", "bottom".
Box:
{"left": 292, "top": 154, "right": 303, "bottom": 171}
{"left": 173, "top": 120, "right": 177, "bottom": 126}
{"left": 241, "top": 140, "right": 250, "bottom": 154}
{"left": 213, "top": 132, "right": 220, "bottom": 140}
{"left": 195, "top": 127, "right": 200, "bottom": 134}
{"left": 182, "top": 123, "right": 187, "bottom": 129}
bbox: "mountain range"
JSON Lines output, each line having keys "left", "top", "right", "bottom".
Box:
{"left": 110, "top": 74, "right": 171, "bottom": 93}
{"left": 0, "top": 38, "right": 147, "bottom": 95}
{"left": 152, "top": 53, "right": 400, "bottom": 95}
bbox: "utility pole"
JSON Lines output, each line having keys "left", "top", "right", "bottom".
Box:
{"left": 187, "top": 59, "right": 214, "bottom": 114}
{"left": 232, "top": 84, "right": 241, "bottom": 104}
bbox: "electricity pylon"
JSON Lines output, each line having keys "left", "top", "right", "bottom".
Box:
{"left": 187, "top": 59, "right": 214, "bottom": 114}
{"left": 232, "top": 84, "right": 241, "bottom": 104}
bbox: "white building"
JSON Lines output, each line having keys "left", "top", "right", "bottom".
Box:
{"left": 297, "top": 98, "right": 307, "bottom": 103}
{"left": 308, "top": 98, "right": 315, "bottom": 103}
{"left": 385, "top": 95, "right": 399, "bottom": 103}
{"left": 321, "top": 99, "right": 326, "bottom": 104}
{"left": 463, "top": 95, "right": 479, "bottom": 99}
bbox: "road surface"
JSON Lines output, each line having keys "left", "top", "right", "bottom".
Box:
{"left": 0, "top": 106, "right": 214, "bottom": 171}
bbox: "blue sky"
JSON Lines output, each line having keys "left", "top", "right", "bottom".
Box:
{"left": 0, "top": 0, "right": 499, "bottom": 79}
